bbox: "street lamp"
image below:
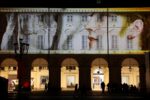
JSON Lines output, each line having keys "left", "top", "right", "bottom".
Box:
{"left": 14, "top": 38, "right": 29, "bottom": 55}
{"left": 13, "top": 38, "right": 30, "bottom": 93}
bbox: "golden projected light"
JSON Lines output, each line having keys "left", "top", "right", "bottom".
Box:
{"left": 0, "top": 7, "right": 150, "bottom": 12}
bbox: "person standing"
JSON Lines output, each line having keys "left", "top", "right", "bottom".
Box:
{"left": 101, "top": 81, "right": 105, "bottom": 93}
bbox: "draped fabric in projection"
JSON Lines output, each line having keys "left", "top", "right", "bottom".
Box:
{"left": 0, "top": 11, "right": 150, "bottom": 54}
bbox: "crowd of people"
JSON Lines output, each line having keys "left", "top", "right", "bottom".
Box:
{"left": 106, "top": 82, "right": 139, "bottom": 94}
{"left": 73, "top": 82, "right": 139, "bottom": 97}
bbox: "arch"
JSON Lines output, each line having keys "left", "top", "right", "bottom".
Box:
{"left": 61, "top": 58, "right": 79, "bottom": 66}
{"left": 31, "top": 58, "right": 49, "bottom": 91}
{"left": 91, "top": 58, "right": 109, "bottom": 91}
{"left": 121, "top": 58, "right": 140, "bottom": 88}
{"left": 1, "top": 58, "right": 18, "bottom": 67}
{"left": 122, "top": 58, "right": 139, "bottom": 67}
{"left": 61, "top": 58, "right": 79, "bottom": 91}
{"left": 0, "top": 58, "right": 18, "bottom": 92}
{"left": 32, "top": 58, "right": 48, "bottom": 67}
{"left": 91, "top": 58, "right": 108, "bottom": 67}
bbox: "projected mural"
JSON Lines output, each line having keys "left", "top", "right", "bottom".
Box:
{"left": 0, "top": 12, "right": 149, "bottom": 54}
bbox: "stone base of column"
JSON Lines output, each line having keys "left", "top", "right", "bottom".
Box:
{"left": 47, "top": 87, "right": 61, "bottom": 95}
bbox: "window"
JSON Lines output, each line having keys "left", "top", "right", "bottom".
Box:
{"left": 82, "top": 35, "right": 88, "bottom": 49}
{"left": 39, "top": 66, "right": 47, "bottom": 70}
{"left": 111, "top": 35, "right": 118, "bottom": 49}
{"left": 24, "top": 35, "right": 30, "bottom": 44}
{"left": 127, "top": 38, "right": 133, "bottom": 49}
{"left": 67, "top": 15, "right": 73, "bottom": 22}
{"left": 67, "top": 35, "right": 73, "bottom": 50}
{"left": 13, "top": 66, "right": 17, "bottom": 70}
{"left": 37, "top": 35, "right": 43, "bottom": 49}
{"left": 8, "top": 66, "right": 17, "bottom": 71}
{"left": 111, "top": 15, "right": 117, "bottom": 22}
{"left": 97, "top": 14, "right": 103, "bottom": 22}
{"left": 8, "top": 66, "right": 13, "bottom": 71}
{"left": 81, "top": 15, "right": 87, "bottom": 22}
{"left": 66, "top": 66, "right": 76, "bottom": 70}
{"left": 62, "top": 35, "right": 73, "bottom": 50}
{"left": 97, "top": 35, "right": 103, "bottom": 49}
{"left": 8, "top": 35, "right": 14, "bottom": 50}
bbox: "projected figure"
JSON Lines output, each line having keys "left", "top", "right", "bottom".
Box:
{"left": 86, "top": 28, "right": 98, "bottom": 49}
{"left": 85, "top": 13, "right": 144, "bottom": 50}
{"left": 127, "top": 19, "right": 143, "bottom": 40}
{"left": 0, "top": 12, "right": 148, "bottom": 52}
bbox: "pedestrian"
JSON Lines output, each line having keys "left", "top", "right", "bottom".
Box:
{"left": 73, "top": 84, "right": 79, "bottom": 98}
{"left": 101, "top": 81, "right": 105, "bottom": 93}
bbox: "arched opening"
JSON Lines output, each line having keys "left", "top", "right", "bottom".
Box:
{"left": 61, "top": 58, "right": 79, "bottom": 91}
{"left": 31, "top": 58, "right": 49, "bottom": 91}
{"left": 0, "top": 58, "right": 18, "bottom": 93}
{"left": 121, "top": 58, "right": 139, "bottom": 88}
{"left": 91, "top": 58, "right": 109, "bottom": 91}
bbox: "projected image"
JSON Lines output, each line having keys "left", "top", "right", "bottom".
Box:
{"left": 0, "top": 13, "right": 57, "bottom": 51}
{"left": 0, "top": 12, "right": 149, "bottom": 53}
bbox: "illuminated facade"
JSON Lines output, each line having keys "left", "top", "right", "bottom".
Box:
{"left": 0, "top": 8, "right": 150, "bottom": 93}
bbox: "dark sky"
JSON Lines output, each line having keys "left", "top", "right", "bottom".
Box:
{"left": 0, "top": 0, "right": 149, "bottom": 7}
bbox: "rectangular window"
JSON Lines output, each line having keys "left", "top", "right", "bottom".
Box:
{"left": 24, "top": 35, "right": 30, "bottom": 44}
{"left": 111, "top": 15, "right": 117, "bottom": 22}
{"left": 82, "top": 35, "right": 88, "bottom": 49}
{"left": 81, "top": 15, "right": 87, "bottom": 22}
{"left": 127, "top": 38, "right": 133, "bottom": 49}
{"left": 67, "top": 35, "right": 73, "bottom": 50}
{"left": 97, "top": 35, "right": 103, "bottom": 49}
{"left": 111, "top": 35, "right": 118, "bottom": 49}
{"left": 66, "top": 66, "right": 76, "bottom": 70}
{"left": 67, "top": 15, "right": 73, "bottom": 22}
{"left": 37, "top": 35, "right": 43, "bottom": 49}
{"left": 97, "top": 14, "right": 103, "bottom": 22}
{"left": 8, "top": 35, "right": 14, "bottom": 50}
{"left": 13, "top": 66, "right": 17, "bottom": 70}
{"left": 8, "top": 66, "right": 13, "bottom": 71}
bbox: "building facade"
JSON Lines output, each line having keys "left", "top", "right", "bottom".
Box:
{"left": 0, "top": 8, "right": 150, "bottom": 93}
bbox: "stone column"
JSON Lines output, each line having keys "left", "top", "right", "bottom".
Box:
{"left": 139, "top": 65, "right": 146, "bottom": 94}
{"left": 79, "top": 62, "right": 91, "bottom": 93}
{"left": 17, "top": 56, "right": 31, "bottom": 92}
{"left": 145, "top": 52, "right": 150, "bottom": 94}
{"left": 109, "top": 64, "right": 121, "bottom": 92}
{"left": 48, "top": 65, "right": 61, "bottom": 93}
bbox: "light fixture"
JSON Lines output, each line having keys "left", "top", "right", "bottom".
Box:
{"left": 97, "top": 66, "right": 102, "bottom": 74}
{"left": 128, "top": 58, "right": 132, "bottom": 72}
